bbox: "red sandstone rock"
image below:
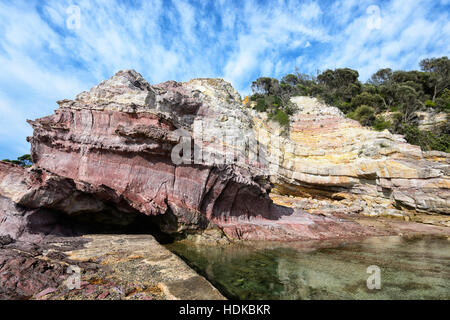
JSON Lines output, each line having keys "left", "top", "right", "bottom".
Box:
{"left": 25, "top": 70, "right": 284, "bottom": 237}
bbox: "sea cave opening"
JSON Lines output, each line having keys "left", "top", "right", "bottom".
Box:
{"left": 26, "top": 206, "right": 176, "bottom": 245}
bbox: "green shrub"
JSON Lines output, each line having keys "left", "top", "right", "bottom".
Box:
{"left": 255, "top": 98, "right": 267, "bottom": 112}
{"left": 2, "top": 159, "right": 21, "bottom": 165}
{"left": 266, "top": 95, "right": 282, "bottom": 108}
{"left": 337, "top": 101, "right": 352, "bottom": 113}
{"left": 250, "top": 93, "right": 264, "bottom": 101}
{"left": 373, "top": 116, "right": 392, "bottom": 131}
{"left": 350, "top": 105, "right": 376, "bottom": 126}
{"left": 400, "top": 125, "right": 450, "bottom": 152}
{"left": 389, "top": 105, "right": 400, "bottom": 112}
{"left": 351, "top": 92, "right": 384, "bottom": 111}
{"left": 436, "top": 88, "right": 450, "bottom": 111}
{"left": 284, "top": 103, "right": 296, "bottom": 115}
{"left": 296, "top": 84, "right": 307, "bottom": 95}
{"left": 425, "top": 99, "right": 436, "bottom": 108}
{"left": 2, "top": 154, "right": 32, "bottom": 167}
{"left": 273, "top": 109, "right": 290, "bottom": 127}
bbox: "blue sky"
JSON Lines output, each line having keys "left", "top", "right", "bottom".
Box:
{"left": 0, "top": 0, "right": 449, "bottom": 160}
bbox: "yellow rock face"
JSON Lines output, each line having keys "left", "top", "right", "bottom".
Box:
{"left": 252, "top": 96, "right": 450, "bottom": 215}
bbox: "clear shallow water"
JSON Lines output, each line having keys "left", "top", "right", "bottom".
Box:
{"left": 165, "top": 235, "right": 450, "bottom": 300}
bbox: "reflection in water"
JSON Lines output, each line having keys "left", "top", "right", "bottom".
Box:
{"left": 165, "top": 235, "right": 450, "bottom": 300}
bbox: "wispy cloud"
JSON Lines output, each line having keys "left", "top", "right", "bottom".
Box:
{"left": 319, "top": 0, "right": 450, "bottom": 78}
{"left": 0, "top": 0, "right": 449, "bottom": 159}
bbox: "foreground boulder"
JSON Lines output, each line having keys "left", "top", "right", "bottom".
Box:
{"left": 26, "top": 71, "right": 285, "bottom": 236}
{"left": 0, "top": 162, "right": 224, "bottom": 300}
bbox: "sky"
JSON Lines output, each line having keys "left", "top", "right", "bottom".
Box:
{"left": 0, "top": 0, "right": 449, "bottom": 160}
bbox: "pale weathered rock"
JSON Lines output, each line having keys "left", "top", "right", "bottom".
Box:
{"left": 381, "top": 110, "right": 448, "bottom": 131}
{"left": 65, "top": 234, "right": 225, "bottom": 300}
{"left": 253, "top": 96, "right": 450, "bottom": 215}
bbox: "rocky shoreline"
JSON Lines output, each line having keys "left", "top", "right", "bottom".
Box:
{"left": 0, "top": 233, "right": 224, "bottom": 300}
{"left": 1, "top": 70, "right": 449, "bottom": 299}
{"left": 1, "top": 217, "right": 448, "bottom": 300}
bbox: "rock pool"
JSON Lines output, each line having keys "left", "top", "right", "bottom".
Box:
{"left": 166, "top": 235, "right": 450, "bottom": 300}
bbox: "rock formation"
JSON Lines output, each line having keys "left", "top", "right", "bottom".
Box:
{"left": 1, "top": 70, "right": 449, "bottom": 243}
{"left": 25, "top": 71, "right": 284, "bottom": 237}
{"left": 1, "top": 70, "right": 449, "bottom": 299}
{"left": 252, "top": 96, "right": 450, "bottom": 216}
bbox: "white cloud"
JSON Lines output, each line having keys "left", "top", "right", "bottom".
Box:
{"left": 299, "top": 1, "right": 323, "bottom": 21}
{"left": 223, "top": 0, "right": 331, "bottom": 89}
{"left": 318, "top": 0, "right": 450, "bottom": 79}
{"left": 0, "top": 0, "right": 448, "bottom": 159}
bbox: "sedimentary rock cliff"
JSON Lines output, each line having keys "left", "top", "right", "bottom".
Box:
{"left": 251, "top": 96, "right": 450, "bottom": 216}
{"left": 26, "top": 70, "right": 284, "bottom": 237}
{"left": 1, "top": 70, "right": 449, "bottom": 242}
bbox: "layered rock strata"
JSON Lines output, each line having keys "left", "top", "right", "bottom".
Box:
{"left": 28, "top": 72, "right": 269, "bottom": 232}
{"left": 1, "top": 69, "right": 448, "bottom": 242}
{"left": 24, "top": 70, "right": 301, "bottom": 239}
{"left": 0, "top": 162, "right": 223, "bottom": 299}
{"left": 252, "top": 96, "right": 450, "bottom": 216}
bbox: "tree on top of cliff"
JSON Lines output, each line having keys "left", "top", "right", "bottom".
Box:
{"left": 316, "top": 68, "right": 362, "bottom": 106}
{"left": 420, "top": 56, "right": 450, "bottom": 102}
{"left": 251, "top": 77, "right": 280, "bottom": 96}
{"left": 249, "top": 77, "right": 295, "bottom": 129}
{"left": 2, "top": 154, "right": 32, "bottom": 167}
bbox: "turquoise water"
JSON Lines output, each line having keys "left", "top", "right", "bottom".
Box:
{"left": 166, "top": 235, "right": 450, "bottom": 300}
